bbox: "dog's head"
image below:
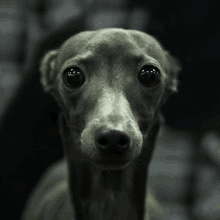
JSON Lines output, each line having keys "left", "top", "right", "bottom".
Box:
{"left": 40, "top": 28, "right": 181, "bottom": 170}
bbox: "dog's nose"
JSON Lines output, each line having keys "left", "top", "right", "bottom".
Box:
{"left": 95, "top": 126, "right": 130, "bottom": 155}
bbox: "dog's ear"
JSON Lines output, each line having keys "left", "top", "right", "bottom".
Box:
{"left": 40, "top": 50, "right": 59, "bottom": 93}
{"left": 165, "top": 52, "right": 182, "bottom": 94}
{"left": 159, "top": 52, "right": 182, "bottom": 107}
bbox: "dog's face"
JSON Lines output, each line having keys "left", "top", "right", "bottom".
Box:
{"left": 40, "top": 28, "right": 181, "bottom": 170}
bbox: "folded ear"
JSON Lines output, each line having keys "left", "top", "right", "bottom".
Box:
{"left": 159, "top": 52, "right": 181, "bottom": 107}
{"left": 166, "top": 52, "right": 182, "bottom": 94}
{"left": 40, "top": 50, "right": 59, "bottom": 93}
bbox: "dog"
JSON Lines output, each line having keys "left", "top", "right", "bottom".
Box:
{"left": 22, "top": 28, "right": 181, "bottom": 220}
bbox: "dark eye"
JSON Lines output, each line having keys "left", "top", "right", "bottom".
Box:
{"left": 63, "top": 67, "right": 85, "bottom": 89}
{"left": 138, "top": 65, "right": 160, "bottom": 87}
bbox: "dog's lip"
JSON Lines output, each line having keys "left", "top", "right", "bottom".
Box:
{"left": 100, "top": 154, "right": 127, "bottom": 161}
{"left": 95, "top": 160, "right": 131, "bottom": 170}
{"left": 98, "top": 156, "right": 130, "bottom": 165}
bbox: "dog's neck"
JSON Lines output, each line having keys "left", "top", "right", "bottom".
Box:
{"left": 72, "top": 163, "right": 145, "bottom": 220}
{"left": 59, "top": 112, "right": 162, "bottom": 220}
{"left": 89, "top": 166, "right": 138, "bottom": 219}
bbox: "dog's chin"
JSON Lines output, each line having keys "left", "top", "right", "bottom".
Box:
{"left": 94, "top": 160, "right": 132, "bottom": 170}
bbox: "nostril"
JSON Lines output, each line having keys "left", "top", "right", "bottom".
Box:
{"left": 97, "top": 134, "right": 129, "bottom": 149}
{"left": 95, "top": 126, "right": 130, "bottom": 154}
{"left": 98, "top": 137, "right": 108, "bottom": 147}
{"left": 119, "top": 138, "right": 128, "bottom": 147}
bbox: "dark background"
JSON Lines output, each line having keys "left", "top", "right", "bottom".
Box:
{"left": 1, "top": 0, "right": 219, "bottom": 219}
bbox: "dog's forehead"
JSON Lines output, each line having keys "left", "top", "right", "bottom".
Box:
{"left": 58, "top": 28, "right": 167, "bottom": 65}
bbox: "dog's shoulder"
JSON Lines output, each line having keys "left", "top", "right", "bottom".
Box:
{"left": 146, "top": 185, "right": 169, "bottom": 219}
{"left": 21, "top": 158, "right": 74, "bottom": 220}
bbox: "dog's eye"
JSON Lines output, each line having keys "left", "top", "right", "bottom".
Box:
{"left": 63, "top": 67, "right": 85, "bottom": 89}
{"left": 138, "top": 65, "right": 160, "bottom": 87}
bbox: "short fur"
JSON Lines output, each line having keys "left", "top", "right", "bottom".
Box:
{"left": 23, "top": 28, "right": 181, "bottom": 220}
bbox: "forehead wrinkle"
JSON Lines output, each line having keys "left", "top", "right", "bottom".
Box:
{"left": 129, "top": 30, "right": 167, "bottom": 66}
{"left": 61, "top": 50, "right": 95, "bottom": 68}
{"left": 57, "top": 29, "right": 168, "bottom": 76}
{"left": 57, "top": 31, "right": 97, "bottom": 65}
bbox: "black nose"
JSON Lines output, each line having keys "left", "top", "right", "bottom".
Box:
{"left": 95, "top": 126, "right": 130, "bottom": 155}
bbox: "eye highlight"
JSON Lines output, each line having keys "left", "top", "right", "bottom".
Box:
{"left": 138, "top": 65, "right": 160, "bottom": 87}
{"left": 63, "top": 67, "right": 85, "bottom": 89}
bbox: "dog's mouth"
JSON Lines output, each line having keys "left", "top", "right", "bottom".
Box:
{"left": 95, "top": 160, "right": 132, "bottom": 170}
{"left": 94, "top": 154, "right": 133, "bottom": 170}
